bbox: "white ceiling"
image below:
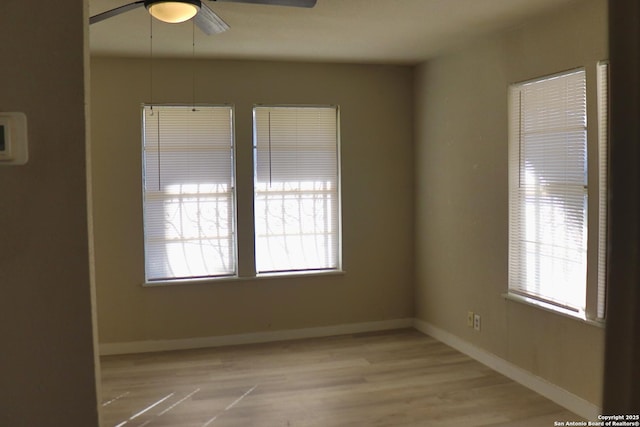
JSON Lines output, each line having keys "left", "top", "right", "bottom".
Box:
{"left": 89, "top": 0, "right": 580, "bottom": 64}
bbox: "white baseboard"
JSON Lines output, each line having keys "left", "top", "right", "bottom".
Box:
{"left": 99, "top": 318, "right": 414, "bottom": 356}
{"left": 412, "top": 319, "right": 601, "bottom": 421}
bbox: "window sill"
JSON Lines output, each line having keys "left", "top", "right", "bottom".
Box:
{"left": 142, "top": 269, "right": 346, "bottom": 288}
{"left": 502, "top": 292, "right": 605, "bottom": 328}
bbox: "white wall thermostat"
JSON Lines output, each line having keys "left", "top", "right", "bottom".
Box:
{"left": 0, "top": 112, "right": 28, "bottom": 165}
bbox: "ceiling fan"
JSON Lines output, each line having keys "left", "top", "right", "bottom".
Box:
{"left": 90, "top": 0, "right": 317, "bottom": 35}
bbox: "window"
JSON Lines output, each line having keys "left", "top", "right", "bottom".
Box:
{"left": 141, "top": 104, "right": 342, "bottom": 283}
{"left": 142, "top": 105, "right": 236, "bottom": 281}
{"left": 253, "top": 106, "right": 341, "bottom": 273}
{"left": 508, "top": 69, "right": 600, "bottom": 318}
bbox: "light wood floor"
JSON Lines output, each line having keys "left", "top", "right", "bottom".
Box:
{"left": 100, "top": 329, "right": 582, "bottom": 427}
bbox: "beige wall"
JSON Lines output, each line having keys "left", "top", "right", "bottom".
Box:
{"left": 0, "top": 0, "right": 99, "bottom": 425}
{"left": 90, "top": 58, "right": 415, "bottom": 344}
{"left": 414, "top": 0, "right": 607, "bottom": 405}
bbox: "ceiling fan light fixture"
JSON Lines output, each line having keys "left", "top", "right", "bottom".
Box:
{"left": 144, "top": 0, "right": 201, "bottom": 24}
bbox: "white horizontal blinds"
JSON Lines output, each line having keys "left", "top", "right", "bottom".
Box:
{"left": 597, "top": 62, "right": 609, "bottom": 320}
{"left": 253, "top": 106, "right": 339, "bottom": 273}
{"left": 508, "top": 70, "right": 588, "bottom": 312}
{"left": 143, "top": 105, "right": 236, "bottom": 281}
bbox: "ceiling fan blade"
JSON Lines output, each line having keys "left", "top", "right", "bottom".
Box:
{"left": 211, "top": 0, "right": 317, "bottom": 8}
{"left": 90, "top": 1, "right": 145, "bottom": 25}
{"left": 194, "top": 2, "right": 230, "bottom": 35}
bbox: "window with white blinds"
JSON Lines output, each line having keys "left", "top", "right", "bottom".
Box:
{"left": 253, "top": 106, "right": 341, "bottom": 273}
{"left": 142, "top": 105, "right": 236, "bottom": 281}
{"left": 508, "top": 70, "right": 588, "bottom": 313}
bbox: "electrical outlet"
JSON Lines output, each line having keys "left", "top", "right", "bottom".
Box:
{"left": 473, "top": 314, "right": 481, "bottom": 331}
{"left": 467, "top": 311, "right": 474, "bottom": 328}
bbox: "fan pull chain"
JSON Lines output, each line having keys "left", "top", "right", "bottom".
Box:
{"left": 149, "top": 15, "right": 160, "bottom": 191}
{"left": 192, "top": 20, "right": 196, "bottom": 111}
{"left": 149, "top": 13, "right": 154, "bottom": 112}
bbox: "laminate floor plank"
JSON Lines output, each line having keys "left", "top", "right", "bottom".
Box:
{"left": 100, "top": 329, "right": 583, "bottom": 426}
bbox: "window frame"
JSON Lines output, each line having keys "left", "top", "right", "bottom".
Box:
{"left": 252, "top": 104, "right": 343, "bottom": 276}
{"left": 141, "top": 104, "right": 238, "bottom": 283}
{"left": 594, "top": 60, "right": 609, "bottom": 321}
{"left": 506, "top": 67, "right": 607, "bottom": 324}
